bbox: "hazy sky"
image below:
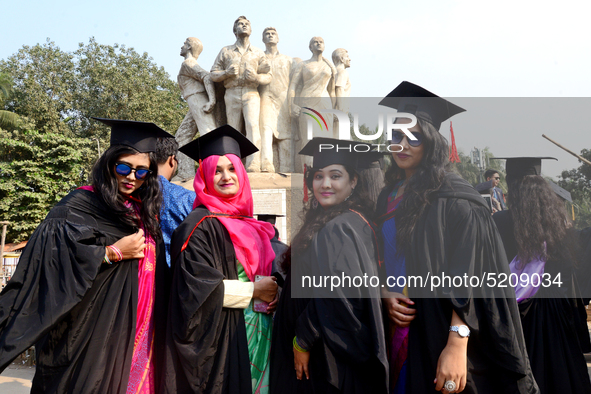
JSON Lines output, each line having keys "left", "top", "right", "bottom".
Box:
{"left": 3, "top": 0, "right": 591, "bottom": 178}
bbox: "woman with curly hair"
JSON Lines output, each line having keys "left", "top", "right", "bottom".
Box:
{"left": 376, "top": 82, "right": 538, "bottom": 394}
{"left": 269, "top": 138, "right": 388, "bottom": 394}
{"left": 0, "top": 118, "right": 173, "bottom": 393}
{"left": 493, "top": 157, "right": 591, "bottom": 393}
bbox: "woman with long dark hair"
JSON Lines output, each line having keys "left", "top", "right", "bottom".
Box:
{"left": 0, "top": 118, "right": 172, "bottom": 393}
{"left": 493, "top": 157, "right": 591, "bottom": 393}
{"left": 162, "top": 125, "right": 279, "bottom": 394}
{"left": 269, "top": 138, "right": 388, "bottom": 394}
{"left": 376, "top": 82, "right": 538, "bottom": 394}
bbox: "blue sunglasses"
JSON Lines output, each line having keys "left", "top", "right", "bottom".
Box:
{"left": 115, "top": 163, "right": 152, "bottom": 180}
{"left": 391, "top": 131, "right": 423, "bottom": 147}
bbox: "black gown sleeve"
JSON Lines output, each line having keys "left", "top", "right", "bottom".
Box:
{"left": 0, "top": 214, "right": 106, "bottom": 371}
{"left": 443, "top": 198, "right": 531, "bottom": 377}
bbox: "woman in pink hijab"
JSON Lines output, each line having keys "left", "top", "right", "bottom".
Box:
{"left": 162, "top": 125, "right": 278, "bottom": 394}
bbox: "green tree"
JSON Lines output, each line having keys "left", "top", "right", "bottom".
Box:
{"left": 0, "top": 127, "right": 90, "bottom": 242}
{"left": 0, "top": 37, "right": 186, "bottom": 148}
{"left": 0, "top": 39, "right": 75, "bottom": 135}
{"left": 0, "top": 73, "right": 22, "bottom": 130}
{"left": 71, "top": 38, "right": 186, "bottom": 144}
{"left": 558, "top": 149, "right": 591, "bottom": 228}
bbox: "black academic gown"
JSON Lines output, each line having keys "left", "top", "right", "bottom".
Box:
{"left": 270, "top": 229, "right": 288, "bottom": 286}
{"left": 161, "top": 206, "right": 251, "bottom": 394}
{"left": 494, "top": 210, "right": 591, "bottom": 393}
{"left": 0, "top": 188, "right": 169, "bottom": 394}
{"left": 376, "top": 173, "right": 539, "bottom": 394}
{"left": 270, "top": 210, "right": 389, "bottom": 394}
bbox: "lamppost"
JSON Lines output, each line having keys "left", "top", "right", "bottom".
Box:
{"left": 470, "top": 147, "right": 487, "bottom": 183}
{"left": 93, "top": 137, "right": 102, "bottom": 157}
{"left": 0, "top": 221, "right": 9, "bottom": 287}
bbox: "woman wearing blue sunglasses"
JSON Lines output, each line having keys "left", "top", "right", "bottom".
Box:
{"left": 0, "top": 119, "right": 173, "bottom": 394}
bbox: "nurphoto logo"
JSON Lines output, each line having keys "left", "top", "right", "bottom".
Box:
{"left": 304, "top": 108, "right": 419, "bottom": 152}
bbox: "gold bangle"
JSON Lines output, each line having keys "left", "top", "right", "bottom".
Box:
{"left": 293, "top": 336, "right": 308, "bottom": 353}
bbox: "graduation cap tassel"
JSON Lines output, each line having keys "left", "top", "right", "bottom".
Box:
{"left": 449, "top": 121, "right": 461, "bottom": 163}
{"left": 303, "top": 164, "right": 309, "bottom": 203}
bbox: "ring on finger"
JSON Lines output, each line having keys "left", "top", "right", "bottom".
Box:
{"left": 444, "top": 380, "right": 457, "bottom": 392}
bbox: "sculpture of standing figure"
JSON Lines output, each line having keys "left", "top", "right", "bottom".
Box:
{"left": 332, "top": 48, "right": 352, "bottom": 136}
{"left": 259, "top": 27, "right": 296, "bottom": 173}
{"left": 332, "top": 48, "right": 351, "bottom": 112}
{"left": 175, "top": 37, "right": 217, "bottom": 180}
{"left": 210, "top": 16, "right": 272, "bottom": 172}
{"left": 289, "top": 37, "right": 336, "bottom": 170}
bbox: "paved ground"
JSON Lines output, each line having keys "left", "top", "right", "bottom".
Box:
{"left": 0, "top": 364, "right": 33, "bottom": 393}
{"left": 2, "top": 340, "right": 591, "bottom": 393}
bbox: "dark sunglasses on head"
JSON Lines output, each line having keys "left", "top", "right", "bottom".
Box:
{"left": 115, "top": 163, "right": 152, "bottom": 180}
{"left": 391, "top": 131, "right": 423, "bottom": 147}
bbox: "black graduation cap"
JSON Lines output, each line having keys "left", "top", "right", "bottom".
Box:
{"left": 548, "top": 181, "right": 572, "bottom": 203}
{"left": 178, "top": 124, "right": 258, "bottom": 161}
{"left": 492, "top": 157, "right": 557, "bottom": 179}
{"left": 298, "top": 137, "right": 384, "bottom": 170}
{"left": 379, "top": 81, "right": 466, "bottom": 131}
{"left": 92, "top": 117, "right": 174, "bottom": 153}
{"left": 256, "top": 214, "right": 285, "bottom": 226}
{"left": 493, "top": 156, "right": 571, "bottom": 202}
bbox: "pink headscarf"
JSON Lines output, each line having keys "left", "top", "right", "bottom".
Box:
{"left": 193, "top": 154, "right": 275, "bottom": 281}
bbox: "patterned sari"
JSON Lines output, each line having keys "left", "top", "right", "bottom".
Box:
{"left": 237, "top": 263, "right": 273, "bottom": 394}
{"left": 126, "top": 203, "right": 157, "bottom": 394}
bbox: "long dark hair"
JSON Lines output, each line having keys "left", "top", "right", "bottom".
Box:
{"left": 383, "top": 118, "right": 450, "bottom": 249}
{"left": 91, "top": 145, "right": 162, "bottom": 239}
{"left": 282, "top": 165, "right": 373, "bottom": 271}
{"left": 358, "top": 161, "right": 385, "bottom": 211}
{"left": 507, "top": 175, "right": 574, "bottom": 266}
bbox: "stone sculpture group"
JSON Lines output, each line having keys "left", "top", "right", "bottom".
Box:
{"left": 175, "top": 15, "right": 352, "bottom": 179}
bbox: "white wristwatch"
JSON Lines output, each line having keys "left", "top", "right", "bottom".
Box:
{"left": 449, "top": 325, "right": 470, "bottom": 338}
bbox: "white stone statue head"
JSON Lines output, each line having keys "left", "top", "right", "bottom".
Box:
{"left": 233, "top": 16, "right": 252, "bottom": 37}
{"left": 308, "top": 37, "right": 325, "bottom": 54}
{"left": 182, "top": 37, "right": 203, "bottom": 58}
{"left": 262, "top": 27, "right": 279, "bottom": 45}
{"left": 332, "top": 48, "right": 350, "bottom": 68}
